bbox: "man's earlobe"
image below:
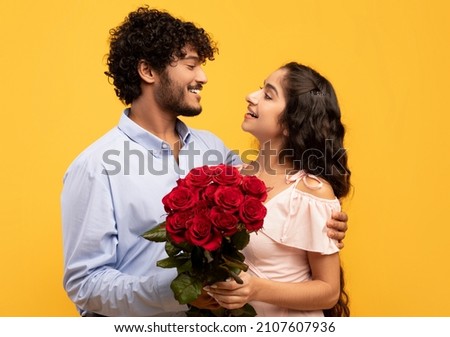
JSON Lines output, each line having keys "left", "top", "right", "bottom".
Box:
{"left": 137, "top": 60, "right": 155, "bottom": 84}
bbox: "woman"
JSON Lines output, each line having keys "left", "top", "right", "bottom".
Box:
{"left": 205, "top": 62, "right": 351, "bottom": 316}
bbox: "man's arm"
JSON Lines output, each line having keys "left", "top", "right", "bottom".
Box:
{"left": 61, "top": 158, "right": 182, "bottom": 316}
{"left": 327, "top": 211, "right": 348, "bottom": 249}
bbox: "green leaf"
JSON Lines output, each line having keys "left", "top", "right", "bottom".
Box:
{"left": 141, "top": 222, "right": 167, "bottom": 242}
{"left": 171, "top": 273, "right": 202, "bottom": 304}
{"left": 222, "top": 255, "right": 249, "bottom": 272}
{"left": 231, "top": 229, "right": 250, "bottom": 250}
{"left": 205, "top": 268, "right": 229, "bottom": 284}
{"left": 185, "top": 305, "right": 224, "bottom": 317}
{"left": 176, "top": 259, "right": 193, "bottom": 274}
{"left": 204, "top": 250, "right": 214, "bottom": 263}
{"left": 185, "top": 304, "right": 257, "bottom": 317}
{"left": 191, "top": 246, "right": 206, "bottom": 270}
{"left": 227, "top": 269, "right": 244, "bottom": 284}
{"left": 156, "top": 256, "right": 189, "bottom": 269}
{"left": 230, "top": 250, "right": 246, "bottom": 262}
{"left": 172, "top": 240, "right": 193, "bottom": 253}
{"left": 218, "top": 265, "right": 243, "bottom": 284}
{"left": 165, "top": 241, "right": 181, "bottom": 256}
{"left": 229, "top": 303, "right": 257, "bottom": 317}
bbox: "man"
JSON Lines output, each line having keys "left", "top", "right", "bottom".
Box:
{"left": 61, "top": 6, "right": 348, "bottom": 317}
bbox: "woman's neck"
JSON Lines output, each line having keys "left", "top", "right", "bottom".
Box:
{"left": 254, "top": 141, "right": 294, "bottom": 176}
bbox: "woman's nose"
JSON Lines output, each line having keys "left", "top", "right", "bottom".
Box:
{"left": 246, "top": 89, "right": 261, "bottom": 105}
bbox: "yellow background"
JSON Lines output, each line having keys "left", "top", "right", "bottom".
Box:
{"left": 0, "top": 0, "right": 449, "bottom": 316}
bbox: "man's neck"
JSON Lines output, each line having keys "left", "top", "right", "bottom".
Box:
{"left": 128, "top": 102, "right": 183, "bottom": 162}
{"left": 128, "top": 101, "right": 179, "bottom": 142}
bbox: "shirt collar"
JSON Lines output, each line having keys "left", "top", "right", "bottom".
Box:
{"left": 117, "top": 108, "right": 191, "bottom": 154}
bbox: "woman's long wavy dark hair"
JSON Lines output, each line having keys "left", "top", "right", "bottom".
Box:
{"left": 279, "top": 62, "right": 351, "bottom": 316}
{"left": 105, "top": 6, "right": 218, "bottom": 105}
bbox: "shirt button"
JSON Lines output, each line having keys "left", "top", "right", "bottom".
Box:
{"left": 162, "top": 143, "right": 168, "bottom": 149}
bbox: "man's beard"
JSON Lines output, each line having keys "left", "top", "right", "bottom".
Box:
{"left": 155, "top": 71, "right": 202, "bottom": 117}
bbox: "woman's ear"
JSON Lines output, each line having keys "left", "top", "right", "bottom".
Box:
{"left": 137, "top": 60, "right": 155, "bottom": 84}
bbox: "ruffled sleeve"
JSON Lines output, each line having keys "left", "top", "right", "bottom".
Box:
{"left": 261, "top": 189, "right": 341, "bottom": 255}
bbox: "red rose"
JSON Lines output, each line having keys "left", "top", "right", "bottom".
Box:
{"left": 243, "top": 219, "right": 264, "bottom": 232}
{"left": 185, "top": 214, "right": 222, "bottom": 251}
{"left": 163, "top": 186, "right": 198, "bottom": 212}
{"left": 162, "top": 192, "right": 174, "bottom": 213}
{"left": 212, "top": 164, "right": 243, "bottom": 186}
{"left": 210, "top": 206, "right": 239, "bottom": 237}
{"left": 165, "top": 211, "right": 192, "bottom": 244}
{"left": 176, "top": 178, "right": 188, "bottom": 187}
{"left": 241, "top": 175, "right": 268, "bottom": 202}
{"left": 184, "top": 165, "right": 214, "bottom": 188}
{"left": 193, "top": 200, "right": 210, "bottom": 216}
{"left": 239, "top": 196, "right": 267, "bottom": 232}
{"left": 203, "top": 183, "right": 218, "bottom": 204}
{"left": 214, "top": 185, "right": 244, "bottom": 212}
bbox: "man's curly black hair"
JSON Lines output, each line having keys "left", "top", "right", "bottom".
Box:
{"left": 105, "top": 6, "right": 218, "bottom": 105}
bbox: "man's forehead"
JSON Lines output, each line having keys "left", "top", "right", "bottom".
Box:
{"left": 180, "top": 45, "right": 202, "bottom": 60}
{"left": 182, "top": 55, "right": 201, "bottom": 61}
{"left": 175, "top": 53, "right": 203, "bottom": 64}
{"left": 170, "top": 46, "right": 204, "bottom": 64}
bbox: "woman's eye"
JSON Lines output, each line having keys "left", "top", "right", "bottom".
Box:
{"left": 259, "top": 86, "right": 272, "bottom": 100}
{"left": 258, "top": 87, "right": 271, "bottom": 100}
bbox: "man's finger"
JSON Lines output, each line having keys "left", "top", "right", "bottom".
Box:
{"left": 327, "top": 220, "right": 347, "bottom": 232}
{"left": 331, "top": 210, "right": 348, "bottom": 222}
{"left": 327, "top": 228, "right": 346, "bottom": 241}
{"left": 335, "top": 241, "right": 344, "bottom": 249}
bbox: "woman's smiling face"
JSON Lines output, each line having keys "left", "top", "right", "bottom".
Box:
{"left": 241, "top": 68, "right": 288, "bottom": 144}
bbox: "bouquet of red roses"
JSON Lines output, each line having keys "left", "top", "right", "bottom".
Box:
{"left": 142, "top": 164, "right": 267, "bottom": 316}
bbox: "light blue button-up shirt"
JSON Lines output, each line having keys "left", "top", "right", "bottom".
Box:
{"left": 61, "top": 109, "right": 240, "bottom": 316}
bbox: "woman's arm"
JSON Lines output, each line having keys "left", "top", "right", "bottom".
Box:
{"left": 205, "top": 252, "right": 341, "bottom": 311}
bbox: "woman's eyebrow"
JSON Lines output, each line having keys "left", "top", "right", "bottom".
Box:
{"left": 264, "top": 82, "right": 279, "bottom": 97}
